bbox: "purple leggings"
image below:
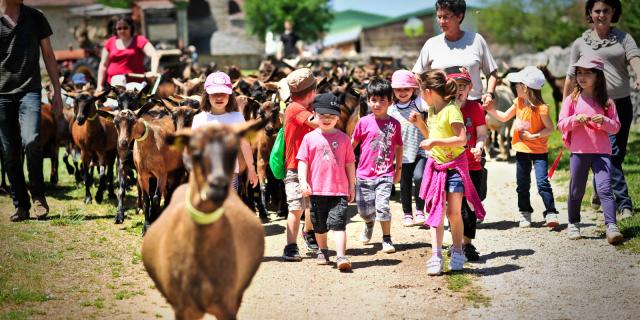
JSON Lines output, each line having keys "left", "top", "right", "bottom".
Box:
{"left": 569, "top": 153, "right": 616, "bottom": 225}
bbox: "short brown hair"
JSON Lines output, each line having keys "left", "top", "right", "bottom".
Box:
{"left": 200, "top": 91, "right": 238, "bottom": 113}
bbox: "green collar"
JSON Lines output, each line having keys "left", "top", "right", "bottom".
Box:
{"left": 186, "top": 188, "right": 224, "bottom": 225}
{"left": 87, "top": 112, "right": 98, "bottom": 121}
{"left": 135, "top": 120, "right": 149, "bottom": 142}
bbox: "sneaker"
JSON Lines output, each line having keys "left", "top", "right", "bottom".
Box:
{"left": 32, "top": 197, "right": 49, "bottom": 220}
{"left": 316, "top": 249, "right": 330, "bottom": 265}
{"left": 605, "top": 223, "right": 623, "bottom": 245}
{"left": 463, "top": 243, "right": 480, "bottom": 262}
{"left": 590, "top": 193, "right": 601, "bottom": 210}
{"left": 336, "top": 256, "right": 352, "bottom": 271}
{"left": 282, "top": 243, "right": 303, "bottom": 262}
{"left": 302, "top": 230, "right": 319, "bottom": 252}
{"left": 382, "top": 239, "right": 396, "bottom": 253}
{"left": 544, "top": 213, "right": 560, "bottom": 228}
{"left": 516, "top": 211, "right": 532, "bottom": 228}
{"left": 620, "top": 208, "right": 633, "bottom": 220}
{"left": 414, "top": 211, "right": 426, "bottom": 225}
{"left": 426, "top": 255, "right": 443, "bottom": 276}
{"left": 449, "top": 249, "right": 465, "bottom": 271}
{"left": 9, "top": 207, "right": 29, "bottom": 222}
{"left": 402, "top": 214, "right": 414, "bottom": 227}
{"left": 567, "top": 223, "right": 581, "bottom": 240}
{"left": 359, "top": 222, "right": 374, "bottom": 244}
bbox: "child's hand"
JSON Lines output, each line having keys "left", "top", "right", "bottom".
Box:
{"left": 575, "top": 114, "right": 590, "bottom": 124}
{"left": 247, "top": 168, "right": 259, "bottom": 188}
{"left": 483, "top": 100, "right": 495, "bottom": 111}
{"left": 408, "top": 111, "right": 424, "bottom": 124}
{"left": 300, "top": 182, "right": 312, "bottom": 197}
{"left": 348, "top": 185, "right": 355, "bottom": 203}
{"left": 470, "top": 147, "right": 482, "bottom": 162}
{"left": 519, "top": 130, "right": 537, "bottom": 141}
{"left": 393, "top": 168, "right": 402, "bottom": 184}
{"left": 420, "top": 139, "right": 435, "bottom": 151}
{"left": 591, "top": 114, "right": 604, "bottom": 124}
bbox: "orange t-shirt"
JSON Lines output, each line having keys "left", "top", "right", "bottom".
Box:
{"left": 511, "top": 97, "right": 549, "bottom": 154}
{"left": 284, "top": 101, "right": 313, "bottom": 170}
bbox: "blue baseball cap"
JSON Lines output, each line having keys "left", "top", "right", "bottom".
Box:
{"left": 71, "top": 73, "right": 87, "bottom": 85}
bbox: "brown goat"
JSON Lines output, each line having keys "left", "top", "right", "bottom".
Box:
{"left": 142, "top": 120, "right": 267, "bottom": 320}
{"left": 68, "top": 90, "right": 117, "bottom": 204}
{"left": 99, "top": 103, "right": 183, "bottom": 232}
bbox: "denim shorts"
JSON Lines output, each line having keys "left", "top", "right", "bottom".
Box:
{"left": 310, "top": 195, "right": 348, "bottom": 233}
{"left": 445, "top": 170, "right": 464, "bottom": 193}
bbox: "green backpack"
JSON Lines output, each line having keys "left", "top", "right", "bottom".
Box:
{"left": 269, "top": 127, "right": 286, "bottom": 179}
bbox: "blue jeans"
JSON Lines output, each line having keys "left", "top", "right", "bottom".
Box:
{"left": 0, "top": 90, "right": 44, "bottom": 210}
{"left": 593, "top": 96, "right": 633, "bottom": 211}
{"left": 515, "top": 152, "right": 557, "bottom": 215}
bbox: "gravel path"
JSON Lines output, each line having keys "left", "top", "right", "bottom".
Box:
{"left": 461, "top": 160, "right": 640, "bottom": 319}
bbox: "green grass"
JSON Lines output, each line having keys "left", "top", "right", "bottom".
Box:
{"left": 443, "top": 256, "right": 492, "bottom": 307}
{"left": 618, "top": 214, "right": 640, "bottom": 253}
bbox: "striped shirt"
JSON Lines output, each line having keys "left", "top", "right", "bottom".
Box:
{"left": 388, "top": 98, "right": 427, "bottom": 163}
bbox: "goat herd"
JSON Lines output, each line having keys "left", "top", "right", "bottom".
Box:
{"left": 0, "top": 58, "right": 566, "bottom": 319}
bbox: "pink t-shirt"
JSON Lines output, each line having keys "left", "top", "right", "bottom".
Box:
{"left": 557, "top": 95, "right": 620, "bottom": 154}
{"left": 352, "top": 114, "right": 403, "bottom": 179}
{"left": 104, "top": 35, "right": 149, "bottom": 83}
{"left": 297, "top": 129, "right": 355, "bottom": 196}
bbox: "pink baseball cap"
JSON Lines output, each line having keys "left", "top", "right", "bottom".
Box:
{"left": 391, "top": 70, "right": 418, "bottom": 88}
{"left": 571, "top": 55, "right": 604, "bottom": 73}
{"left": 204, "top": 72, "right": 232, "bottom": 95}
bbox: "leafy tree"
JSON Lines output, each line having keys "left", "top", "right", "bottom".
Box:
{"left": 97, "top": 0, "right": 132, "bottom": 9}
{"left": 620, "top": 0, "right": 640, "bottom": 37}
{"left": 244, "top": 0, "right": 333, "bottom": 42}
{"left": 479, "top": 0, "right": 585, "bottom": 50}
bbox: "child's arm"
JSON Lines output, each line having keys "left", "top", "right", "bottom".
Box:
{"left": 240, "top": 138, "right": 258, "bottom": 187}
{"left": 346, "top": 163, "right": 356, "bottom": 203}
{"left": 521, "top": 111, "right": 554, "bottom": 140}
{"left": 297, "top": 160, "right": 312, "bottom": 196}
{"left": 408, "top": 111, "right": 429, "bottom": 138}
{"left": 557, "top": 97, "right": 580, "bottom": 133}
{"left": 591, "top": 100, "right": 621, "bottom": 134}
{"left": 485, "top": 103, "right": 516, "bottom": 123}
{"left": 471, "top": 125, "right": 487, "bottom": 162}
{"left": 393, "top": 145, "right": 403, "bottom": 184}
{"left": 421, "top": 122, "right": 467, "bottom": 150}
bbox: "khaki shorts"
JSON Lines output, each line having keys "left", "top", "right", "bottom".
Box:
{"left": 284, "top": 169, "right": 310, "bottom": 211}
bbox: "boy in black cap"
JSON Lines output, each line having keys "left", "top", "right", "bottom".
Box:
{"left": 296, "top": 93, "right": 356, "bottom": 271}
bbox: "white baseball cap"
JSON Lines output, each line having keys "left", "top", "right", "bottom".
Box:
{"left": 110, "top": 74, "right": 127, "bottom": 87}
{"left": 506, "top": 66, "right": 545, "bottom": 90}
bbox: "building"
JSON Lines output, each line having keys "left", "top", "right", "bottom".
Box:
{"left": 318, "top": 10, "right": 388, "bottom": 58}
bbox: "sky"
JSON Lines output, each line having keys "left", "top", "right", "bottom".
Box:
{"left": 330, "top": 0, "right": 486, "bottom": 17}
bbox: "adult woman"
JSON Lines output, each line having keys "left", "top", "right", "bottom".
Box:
{"left": 563, "top": 0, "right": 640, "bottom": 219}
{"left": 412, "top": 0, "right": 499, "bottom": 108}
{"left": 412, "top": 0, "right": 498, "bottom": 261}
{"left": 96, "top": 15, "right": 158, "bottom": 92}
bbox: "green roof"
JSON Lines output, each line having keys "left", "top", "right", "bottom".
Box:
{"left": 328, "top": 10, "right": 389, "bottom": 34}
{"left": 365, "top": 7, "right": 436, "bottom": 30}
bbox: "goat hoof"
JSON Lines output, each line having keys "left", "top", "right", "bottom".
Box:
{"left": 84, "top": 197, "right": 92, "bottom": 205}
{"left": 114, "top": 214, "right": 124, "bottom": 224}
{"left": 65, "top": 165, "right": 75, "bottom": 175}
{"left": 50, "top": 175, "right": 58, "bottom": 186}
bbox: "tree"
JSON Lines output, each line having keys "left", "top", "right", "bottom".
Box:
{"left": 620, "top": 0, "right": 640, "bottom": 37}
{"left": 479, "top": 0, "right": 585, "bottom": 50}
{"left": 97, "top": 0, "right": 132, "bottom": 9}
{"left": 244, "top": 0, "right": 333, "bottom": 42}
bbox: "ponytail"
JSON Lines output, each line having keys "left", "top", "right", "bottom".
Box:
{"left": 418, "top": 70, "right": 457, "bottom": 103}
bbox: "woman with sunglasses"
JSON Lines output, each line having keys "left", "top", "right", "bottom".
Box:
{"left": 96, "top": 15, "right": 159, "bottom": 92}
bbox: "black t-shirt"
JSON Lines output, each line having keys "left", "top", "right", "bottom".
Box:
{"left": 280, "top": 31, "right": 299, "bottom": 59}
{"left": 0, "top": 5, "right": 53, "bottom": 94}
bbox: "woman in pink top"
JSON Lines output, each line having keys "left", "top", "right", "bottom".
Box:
{"left": 557, "top": 55, "right": 622, "bottom": 245}
{"left": 96, "top": 15, "right": 158, "bottom": 92}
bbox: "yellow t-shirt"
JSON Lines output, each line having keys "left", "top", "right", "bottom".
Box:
{"left": 511, "top": 97, "right": 549, "bottom": 154}
{"left": 427, "top": 103, "right": 465, "bottom": 164}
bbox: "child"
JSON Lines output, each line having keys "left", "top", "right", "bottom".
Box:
{"left": 352, "top": 78, "right": 403, "bottom": 254}
{"left": 485, "top": 66, "right": 559, "bottom": 228}
{"left": 387, "top": 70, "right": 427, "bottom": 227}
{"left": 281, "top": 68, "right": 319, "bottom": 261}
{"left": 557, "top": 56, "right": 622, "bottom": 244}
{"left": 191, "top": 71, "right": 258, "bottom": 192}
{"left": 412, "top": 70, "right": 485, "bottom": 276}
{"left": 297, "top": 93, "right": 356, "bottom": 270}
{"left": 445, "top": 66, "right": 487, "bottom": 262}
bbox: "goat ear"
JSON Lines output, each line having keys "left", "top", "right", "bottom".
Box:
{"left": 63, "top": 91, "right": 78, "bottom": 98}
{"left": 94, "top": 86, "right": 110, "bottom": 101}
{"left": 97, "top": 108, "right": 116, "bottom": 119}
{"left": 233, "top": 116, "right": 268, "bottom": 141}
{"left": 165, "top": 129, "right": 192, "bottom": 150}
{"left": 172, "top": 78, "right": 184, "bottom": 87}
